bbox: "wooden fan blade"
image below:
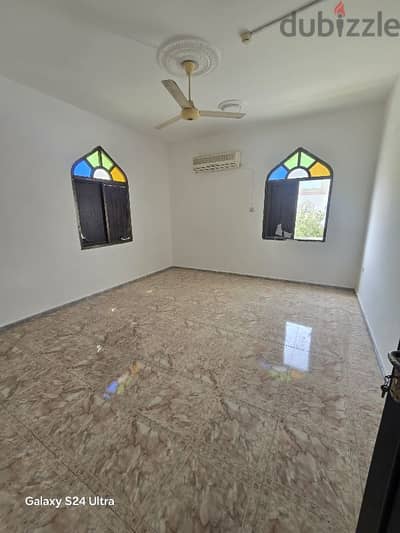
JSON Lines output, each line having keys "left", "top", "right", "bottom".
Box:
{"left": 155, "top": 115, "right": 181, "bottom": 130}
{"left": 162, "top": 80, "right": 191, "bottom": 109}
{"left": 200, "top": 110, "right": 246, "bottom": 119}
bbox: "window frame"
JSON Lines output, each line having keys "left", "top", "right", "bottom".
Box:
{"left": 263, "top": 148, "right": 333, "bottom": 243}
{"left": 71, "top": 146, "right": 133, "bottom": 250}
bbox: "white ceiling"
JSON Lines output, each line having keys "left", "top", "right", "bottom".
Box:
{"left": 0, "top": 0, "right": 397, "bottom": 142}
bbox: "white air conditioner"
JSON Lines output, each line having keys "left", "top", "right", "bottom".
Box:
{"left": 193, "top": 151, "right": 241, "bottom": 174}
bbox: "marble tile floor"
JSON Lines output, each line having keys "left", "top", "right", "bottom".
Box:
{"left": 0, "top": 268, "right": 384, "bottom": 532}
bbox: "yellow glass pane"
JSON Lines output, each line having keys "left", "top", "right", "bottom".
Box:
{"left": 111, "top": 166, "right": 127, "bottom": 182}
{"left": 309, "top": 161, "right": 331, "bottom": 177}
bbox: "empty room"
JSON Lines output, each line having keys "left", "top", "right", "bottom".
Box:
{"left": 1, "top": 0, "right": 400, "bottom": 532}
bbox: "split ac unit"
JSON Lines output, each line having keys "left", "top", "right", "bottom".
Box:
{"left": 193, "top": 151, "right": 241, "bottom": 174}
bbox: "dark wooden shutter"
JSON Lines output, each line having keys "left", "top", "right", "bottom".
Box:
{"left": 262, "top": 180, "right": 299, "bottom": 239}
{"left": 74, "top": 180, "right": 107, "bottom": 247}
{"left": 103, "top": 184, "right": 132, "bottom": 243}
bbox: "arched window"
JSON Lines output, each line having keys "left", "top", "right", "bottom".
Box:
{"left": 262, "top": 148, "right": 333, "bottom": 242}
{"left": 71, "top": 146, "right": 132, "bottom": 249}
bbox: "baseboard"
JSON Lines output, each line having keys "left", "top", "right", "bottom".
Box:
{"left": 171, "top": 265, "right": 355, "bottom": 292}
{"left": 356, "top": 291, "right": 388, "bottom": 378}
{"left": 0, "top": 265, "right": 173, "bottom": 332}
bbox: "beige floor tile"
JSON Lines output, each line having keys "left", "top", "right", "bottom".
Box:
{"left": 197, "top": 396, "right": 279, "bottom": 473}
{"left": 141, "top": 453, "right": 256, "bottom": 532}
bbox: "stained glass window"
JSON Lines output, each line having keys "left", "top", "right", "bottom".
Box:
{"left": 267, "top": 148, "right": 332, "bottom": 182}
{"left": 71, "top": 146, "right": 127, "bottom": 183}
{"left": 71, "top": 146, "right": 132, "bottom": 249}
{"left": 263, "top": 148, "right": 333, "bottom": 242}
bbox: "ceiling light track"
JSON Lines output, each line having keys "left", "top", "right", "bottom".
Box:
{"left": 240, "top": 0, "right": 327, "bottom": 43}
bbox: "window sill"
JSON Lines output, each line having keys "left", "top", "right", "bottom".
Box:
{"left": 80, "top": 238, "right": 133, "bottom": 250}
{"left": 262, "top": 237, "right": 326, "bottom": 243}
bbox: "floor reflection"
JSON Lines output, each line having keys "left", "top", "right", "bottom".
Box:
{"left": 256, "top": 356, "right": 306, "bottom": 382}
{"left": 103, "top": 361, "right": 143, "bottom": 400}
{"left": 283, "top": 321, "right": 312, "bottom": 372}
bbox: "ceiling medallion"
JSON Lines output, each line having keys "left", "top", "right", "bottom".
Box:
{"left": 157, "top": 36, "right": 220, "bottom": 77}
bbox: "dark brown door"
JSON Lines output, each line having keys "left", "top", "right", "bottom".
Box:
{"left": 356, "top": 345, "right": 400, "bottom": 533}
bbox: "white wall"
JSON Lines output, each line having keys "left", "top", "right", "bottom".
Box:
{"left": 0, "top": 75, "right": 172, "bottom": 327}
{"left": 168, "top": 102, "right": 384, "bottom": 289}
{"left": 358, "top": 80, "right": 400, "bottom": 374}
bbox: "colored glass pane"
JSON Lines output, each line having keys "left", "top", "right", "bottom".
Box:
{"left": 106, "top": 381, "right": 119, "bottom": 394}
{"left": 288, "top": 168, "right": 309, "bottom": 179}
{"left": 299, "top": 152, "right": 315, "bottom": 168}
{"left": 93, "top": 168, "right": 111, "bottom": 180}
{"left": 101, "top": 151, "right": 114, "bottom": 170}
{"left": 87, "top": 150, "right": 101, "bottom": 167}
{"left": 309, "top": 161, "right": 331, "bottom": 177}
{"left": 111, "top": 166, "right": 127, "bottom": 183}
{"left": 72, "top": 159, "right": 92, "bottom": 178}
{"left": 284, "top": 152, "right": 300, "bottom": 170}
{"left": 268, "top": 165, "right": 288, "bottom": 181}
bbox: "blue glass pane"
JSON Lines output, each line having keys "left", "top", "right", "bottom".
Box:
{"left": 268, "top": 165, "right": 288, "bottom": 181}
{"left": 106, "top": 380, "right": 119, "bottom": 394}
{"left": 72, "top": 159, "right": 92, "bottom": 178}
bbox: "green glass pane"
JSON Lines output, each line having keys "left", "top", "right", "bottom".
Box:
{"left": 87, "top": 150, "right": 101, "bottom": 167}
{"left": 101, "top": 151, "right": 114, "bottom": 170}
{"left": 284, "top": 152, "right": 300, "bottom": 170}
{"left": 300, "top": 151, "right": 316, "bottom": 168}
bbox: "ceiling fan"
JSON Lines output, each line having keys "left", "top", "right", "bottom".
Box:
{"left": 156, "top": 60, "right": 246, "bottom": 129}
